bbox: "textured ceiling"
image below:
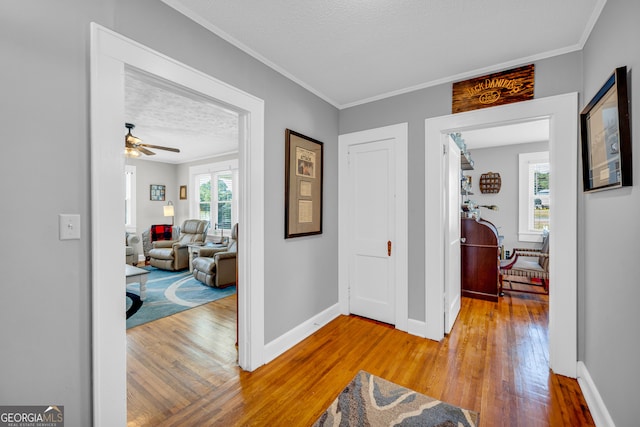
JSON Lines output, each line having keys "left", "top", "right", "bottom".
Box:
{"left": 162, "top": 0, "right": 605, "bottom": 108}
{"left": 125, "top": 68, "right": 239, "bottom": 164}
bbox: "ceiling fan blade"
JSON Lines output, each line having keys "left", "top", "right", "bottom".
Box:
{"left": 140, "top": 143, "right": 180, "bottom": 153}
{"left": 137, "top": 146, "right": 156, "bottom": 156}
{"left": 126, "top": 134, "right": 142, "bottom": 144}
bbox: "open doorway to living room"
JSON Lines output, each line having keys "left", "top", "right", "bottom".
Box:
{"left": 121, "top": 67, "right": 246, "bottom": 422}
{"left": 123, "top": 67, "right": 240, "bottom": 327}
{"left": 90, "top": 23, "right": 265, "bottom": 426}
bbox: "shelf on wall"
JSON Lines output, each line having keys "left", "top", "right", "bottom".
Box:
{"left": 461, "top": 152, "right": 474, "bottom": 170}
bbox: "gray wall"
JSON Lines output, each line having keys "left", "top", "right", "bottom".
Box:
{"left": 465, "top": 141, "right": 549, "bottom": 253}
{"left": 581, "top": 0, "right": 640, "bottom": 425}
{"left": 127, "top": 158, "right": 179, "bottom": 233}
{"left": 0, "top": 3, "right": 103, "bottom": 426}
{"left": 339, "top": 52, "right": 582, "bottom": 320}
{"left": 0, "top": 1, "right": 337, "bottom": 425}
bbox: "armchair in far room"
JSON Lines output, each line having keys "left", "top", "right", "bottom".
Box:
{"left": 499, "top": 230, "right": 549, "bottom": 296}
{"left": 148, "top": 219, "right": 209, "bottom": 271}
{"left": 192, "top": 223, "right": 238, "bottom": 288}
{"left": 141, "top": 224, "right": 179, "bottom": 261}
{"left": 125, "top": 232, "right": 140, "bottom": 265}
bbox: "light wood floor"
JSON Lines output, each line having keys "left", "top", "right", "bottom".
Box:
{"left": 127, "top": 292, "right": 594, "bottom": 426}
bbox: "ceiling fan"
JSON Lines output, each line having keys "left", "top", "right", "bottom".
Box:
{"left": 125, "top": 123, "right": 180, "bottom": 157}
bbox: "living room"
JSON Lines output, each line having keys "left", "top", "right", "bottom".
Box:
{"left": 123, "top": 67, "right": 241, "bottom": 327}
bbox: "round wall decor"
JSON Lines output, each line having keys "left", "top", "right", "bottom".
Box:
{"left": 479, "top": 172, "right": 502, "bottom": 193}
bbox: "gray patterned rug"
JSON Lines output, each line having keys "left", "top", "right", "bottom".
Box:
{"left": 313, "top": 371, "right": 479, "bottom": 426}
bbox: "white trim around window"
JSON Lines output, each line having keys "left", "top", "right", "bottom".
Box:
{"left": 190, "top": 159, "right": 239, "bottom": 235}
{"left": 518, "top": 151, "right": 549, "bottom": 242}
{"left": 125, "top": 164, "right": 136, "bottom": 232}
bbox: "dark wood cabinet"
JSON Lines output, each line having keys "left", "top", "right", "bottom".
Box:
{"left": 461, "top": 218, "right": 500, "bottom": 302}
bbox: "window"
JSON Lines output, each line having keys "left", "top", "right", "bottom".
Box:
{"left": 191, "top": 160, "right": 238, "bottom": 234}
{"left": 125, "top": 165, "right": 136, "bottom": 231}
{"left": 518, "top": 151, "right": 549, "bottom": 242}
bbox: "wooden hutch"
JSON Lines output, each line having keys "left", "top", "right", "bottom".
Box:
{"left": 460, "top": 217, "right": 501, "bottom": 302}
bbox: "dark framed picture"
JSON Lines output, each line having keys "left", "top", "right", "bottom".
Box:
{"left": 580, "top": 66, "right": 632, "bottom": 192}
{"left": 285, "top": 129, "right": 323, "bottom": 238}
{"left": 150, "top": 184, "right": 165, "bottom": 201}
{"left": 179, "top": 185, "right": 187, "bottom": 200}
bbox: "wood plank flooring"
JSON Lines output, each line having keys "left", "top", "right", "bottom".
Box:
{"left": 127, "top": 292, "right": 594, "bottom": 426}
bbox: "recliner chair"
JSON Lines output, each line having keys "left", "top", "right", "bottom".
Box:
{"left": 148, "top": 219, "right": 209, "bottom": 271}
{"left": 192, "top": 223, "right": 237, "bottom": 288}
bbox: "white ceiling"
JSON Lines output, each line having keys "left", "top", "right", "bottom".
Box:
{"left": 162, "top": 0, "right": 605, "bottom": 108}
{"left": 128, "top": 0, "right": 604, "bottom": 163}
{"left": 462, "top": 119, "right": 549, "bottom": 150}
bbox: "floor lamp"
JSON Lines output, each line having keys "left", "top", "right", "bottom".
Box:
{"left": 163, "top": 201, "right": 174, "bottom": 225}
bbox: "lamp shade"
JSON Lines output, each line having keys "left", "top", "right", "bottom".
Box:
{"left": 163, "top": 205, "right": 175, "bottom": 217}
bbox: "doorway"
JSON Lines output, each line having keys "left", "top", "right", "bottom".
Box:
{"left": 425, "top": 93, "right": 578, "bottom": 378}
{"left": 90, "top": 24, "right": 265, "bottom": 426}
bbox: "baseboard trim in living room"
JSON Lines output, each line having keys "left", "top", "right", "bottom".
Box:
{"left": 264, "top": 303, "right": 341, "bottom": 364}
{"left": 577, "top": 361, "right": 616, "bottom": 427}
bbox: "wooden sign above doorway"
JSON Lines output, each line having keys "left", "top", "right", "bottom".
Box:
{"left": 452, "top": 64, "right": 535, "bottom": 114}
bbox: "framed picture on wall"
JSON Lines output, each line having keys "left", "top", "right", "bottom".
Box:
{"left": 284, "top": 129, "right": 324, "bottom": 238}
{"left": 580, "top": 66, "right": 632, "bottom": 192}
{"left": 150, "top": 184, "right": 166, "bottom": 201}
{"left": 179, "top": 185, "right": 187, "bottom": 200}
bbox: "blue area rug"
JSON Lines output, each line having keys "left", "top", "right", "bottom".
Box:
{"left": 126, "top": 266, "right": 236, "bottom": 329}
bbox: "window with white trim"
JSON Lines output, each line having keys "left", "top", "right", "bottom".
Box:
{"left": 190, "top": 160, "right": 238, "bottom": 234}
{"left": 125, "top": 165, "right": 136, "bottom": 231}
{"left": 518, "top": 151, "right": 549, "bottom": 242}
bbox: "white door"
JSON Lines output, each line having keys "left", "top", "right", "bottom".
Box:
{"left": 444, "top": 138, "right": 461, "bottom": 333}
{"left": 348, "top": 139, "right": 396, "bottom": 324}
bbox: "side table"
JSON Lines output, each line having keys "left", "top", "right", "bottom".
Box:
{"left": 187, "top": 244, "right": 204, "bottom": 273}
{"left": 125, "top": 264, "right": 150, "bottom": 301}
{"left": 187, "top": 243, "right": 227, "bottom": 272}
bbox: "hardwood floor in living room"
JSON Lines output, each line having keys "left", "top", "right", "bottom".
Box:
{"left": 126, "top": 292, "right": 594, "bottom": 426}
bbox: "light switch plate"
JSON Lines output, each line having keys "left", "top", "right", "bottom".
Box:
{"left": 59, "top": 214, "right": 81, "bottom": 240}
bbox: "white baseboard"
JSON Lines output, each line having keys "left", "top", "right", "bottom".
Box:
{"left": 407, "top": 319, "right": 426, "bottom": 338}
{"left": 264, "top": 303, "right": 341, "bottom": 364}
{"left": 577, "top": 361, "right": 616, "bottom": 427}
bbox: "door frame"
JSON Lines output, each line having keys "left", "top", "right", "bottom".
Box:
{"left": 338, "top": 123, "right": 409, "bottom": 331}
{"left": 425, "top": 93, "right": 578, "bottom": 378}
{"left": 90, "top": 24, "right": 265, "bottom": 426}
{"left": 444, "top": 136, "right": 461, "bottom": 333}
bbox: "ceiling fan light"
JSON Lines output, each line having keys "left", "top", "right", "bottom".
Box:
{"left": 124, "top": 147, "right": 141, "bottom": 158}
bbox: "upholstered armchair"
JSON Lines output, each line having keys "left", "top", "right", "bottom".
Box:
{"left": 126, "top": 232, "right": 140, "bottom": 265}
{"left": 141, "top": 225, "right": 179, "bottom": 261}
{"left": 192, "top": 223, "right": 237, "bottom": 288}
{"left": 499, "top": 230, "right": 549, "bottom": 295}
{"left": 148, "top": 220, "right": 209, "bottom": 271}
